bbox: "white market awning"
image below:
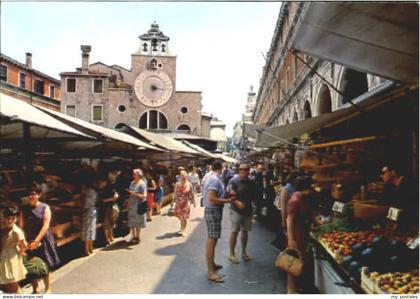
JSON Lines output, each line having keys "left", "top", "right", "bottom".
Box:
{"left": 35, "top": 106, "right": 162, "bottom": 152}
{"left": 255, "top": 81, "right": 406, "bottom": 147}
{"left": 0, "top": 93, "right": 91, "bottom": 140}
{"left": 127, "top": 127, "right": 200, "bottom": 156}
{"left": 291, "top": 2, "right": 419, "bottom": 83}
{"left": 214, "top": 153, "right": 239, "bottom": 164}
{"left": 180, "top": 140, "right": 218, "bottom": 158}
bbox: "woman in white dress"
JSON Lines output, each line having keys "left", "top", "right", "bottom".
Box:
{"left": 0, "top": 207, "right": 27, "bottom": 294}
{"left": 126, "top": 169, "right": 147, "bottom": 244}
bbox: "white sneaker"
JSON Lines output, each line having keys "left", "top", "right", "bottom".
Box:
{"left": 124, "top": 233, "right": 133, "bottom": 243}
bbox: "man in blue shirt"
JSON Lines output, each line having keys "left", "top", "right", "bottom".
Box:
{"left": 203, "top": 160, "right": 234, "bottom": 283}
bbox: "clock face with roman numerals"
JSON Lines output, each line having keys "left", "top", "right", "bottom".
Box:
{"left": 134, "top": 70, "right": 173, "bottom": 107}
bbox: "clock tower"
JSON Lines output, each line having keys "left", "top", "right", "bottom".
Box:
{"left": 61, "top": 22, "right": 205, "bottom": 136}
{"left": 132, "top": 22, "right": 177, "bottom": 103}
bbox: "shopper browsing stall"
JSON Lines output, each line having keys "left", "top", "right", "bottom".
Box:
{"left": 98, "top": 176, "right": 119, "bottom": 245}
{"left": 126, "top": 169, "right": 147, "bottom": 244}
{"left": 253, "top": 164, "right": 265, "bottom": 219}
{"left": 153, "top": 172, "right": 165, "bottom": 215}
{"left": 80, "top": 179, "right": 98, "bottom": 256}
{"left": 145, "top": 172, "right": 157, "bottom": 222}
{"left": 286, "top": 176, "right": 315, "bottom": 294}
{"left": 19, "top": 187, "right": 60, "bottom": 293}
{"left": 280, "top": 171, "right": 300, "bottom": 233}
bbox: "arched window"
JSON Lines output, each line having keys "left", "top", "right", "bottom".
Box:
{"left": 317, "top": 84, "right": 332, "bottom": 115}
{"left": 303, "top": 101, "right": 312, "bottom": 119}
{"left": 293, "top": 111, "right": 298, "bottom": 122}
{"left": 177, "top": 124, "right": 191, "bottom": 132}
{"left": 340, "top": 68, "right": 368, "bottom": 105}
{"left": 139, "top": 110, "right": 168, "bottom": 130}
{"left": 142, "top": 43, "right": 148, "bottom": 52}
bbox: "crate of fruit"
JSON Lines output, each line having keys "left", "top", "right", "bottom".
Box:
{"left": 318, "top": 238, "right": 344, "bottom": 264}
{"left": 375, "top": 270, "right": 419, "bottom": 294}
{"left": 360, "top": 267, "right": 376, "bottom": 294}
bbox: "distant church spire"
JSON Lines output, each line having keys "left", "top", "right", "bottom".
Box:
{"left": 248, "top": 84, "right": 256, "bottom": 97}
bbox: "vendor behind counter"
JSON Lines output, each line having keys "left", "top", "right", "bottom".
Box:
{"left": 380, "top": 164, "right": 419, "bottom": 226}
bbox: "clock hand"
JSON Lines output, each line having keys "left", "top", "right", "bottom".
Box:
{"left": 150, "top": 85, "right": 164, "bottom": 91}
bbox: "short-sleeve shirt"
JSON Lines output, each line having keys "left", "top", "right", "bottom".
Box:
{"left": 99, "top": 185, "right": 116, "bottom": 208}
{"left": 228, "top": 176, "right": 255, "bottom": 216}
{"left": 203, "top": 173, "right": 225, "bottom": 209}
{"left": 188, "top": 172, "right": 200, "bottom": 184}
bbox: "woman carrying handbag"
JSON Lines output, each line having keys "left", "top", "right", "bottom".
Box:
{"left": 126, "top": 169, "right": 147, "bottom": 244}
{"left": 284, "top": 176, "right": 315, "bottom": 294}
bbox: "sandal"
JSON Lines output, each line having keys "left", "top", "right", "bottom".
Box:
{"left": 242, "top": 254, "right": 252, "bottom": 261}
{"left": 208, "top": 275, "right": 224, "bottom": 283}
{"left": 214, "top": 264, "right": 223, "bottom": 270}
{"left": 228, "top": 256, "right": 240, "bottom": 264}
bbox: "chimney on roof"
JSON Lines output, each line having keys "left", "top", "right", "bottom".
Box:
{"left": 26, "top": 53, "right": 32, "bottom": 68}
{"left": 81, "top": 45, "right": 91, "bottom": 74}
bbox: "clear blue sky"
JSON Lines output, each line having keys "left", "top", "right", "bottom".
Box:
{"left": 1, "top": 2, "right": 281, "bottom": 136}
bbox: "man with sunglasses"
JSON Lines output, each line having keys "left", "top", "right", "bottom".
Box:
{"left": 227, "top": 163, "right": 257, "bottom": 264}
{"left": 380, "top": 165, "right": 418, "bottom": 226}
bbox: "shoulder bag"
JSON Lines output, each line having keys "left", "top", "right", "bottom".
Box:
{"left": 137, "top": 200, "right": 148, "bottom": 215}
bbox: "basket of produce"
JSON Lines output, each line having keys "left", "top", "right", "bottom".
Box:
{"left": 375, "top": 269, "right": 419, "bottom": 294}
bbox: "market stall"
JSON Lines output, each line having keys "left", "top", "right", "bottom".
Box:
{"left": 253, "top": 81, "right": 419, "bottom": 294}
{"left": 1, "top": 97, "right": 169, "bottom": 247}
{"left": 307, "top": 135, "right": 419, "bottom": 294}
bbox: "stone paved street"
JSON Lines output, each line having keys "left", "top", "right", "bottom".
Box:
{"left": 50, "top": 200, "right": 287, "bottom": 294}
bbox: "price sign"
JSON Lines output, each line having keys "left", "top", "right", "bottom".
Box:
{"left": 387, "top": 207, "right": 402, "bottom": 221}
{"left": 407, "top": 237, "right": 419, "bottom": 250}
{"left": 332, "top": 201, "right": 345, "bottom": 213}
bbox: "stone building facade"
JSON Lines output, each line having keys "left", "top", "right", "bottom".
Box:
{"left": 253, "top": 2, "right": 386, "bottom": 128}
{"left": 210, "top": 118, "right": 227, "bottom": 152}
{"left": 60, "top": 23, "right": 206, "bottom": 136}
{"left": 0, "top": 53, "right": 61, "bottom": 110}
